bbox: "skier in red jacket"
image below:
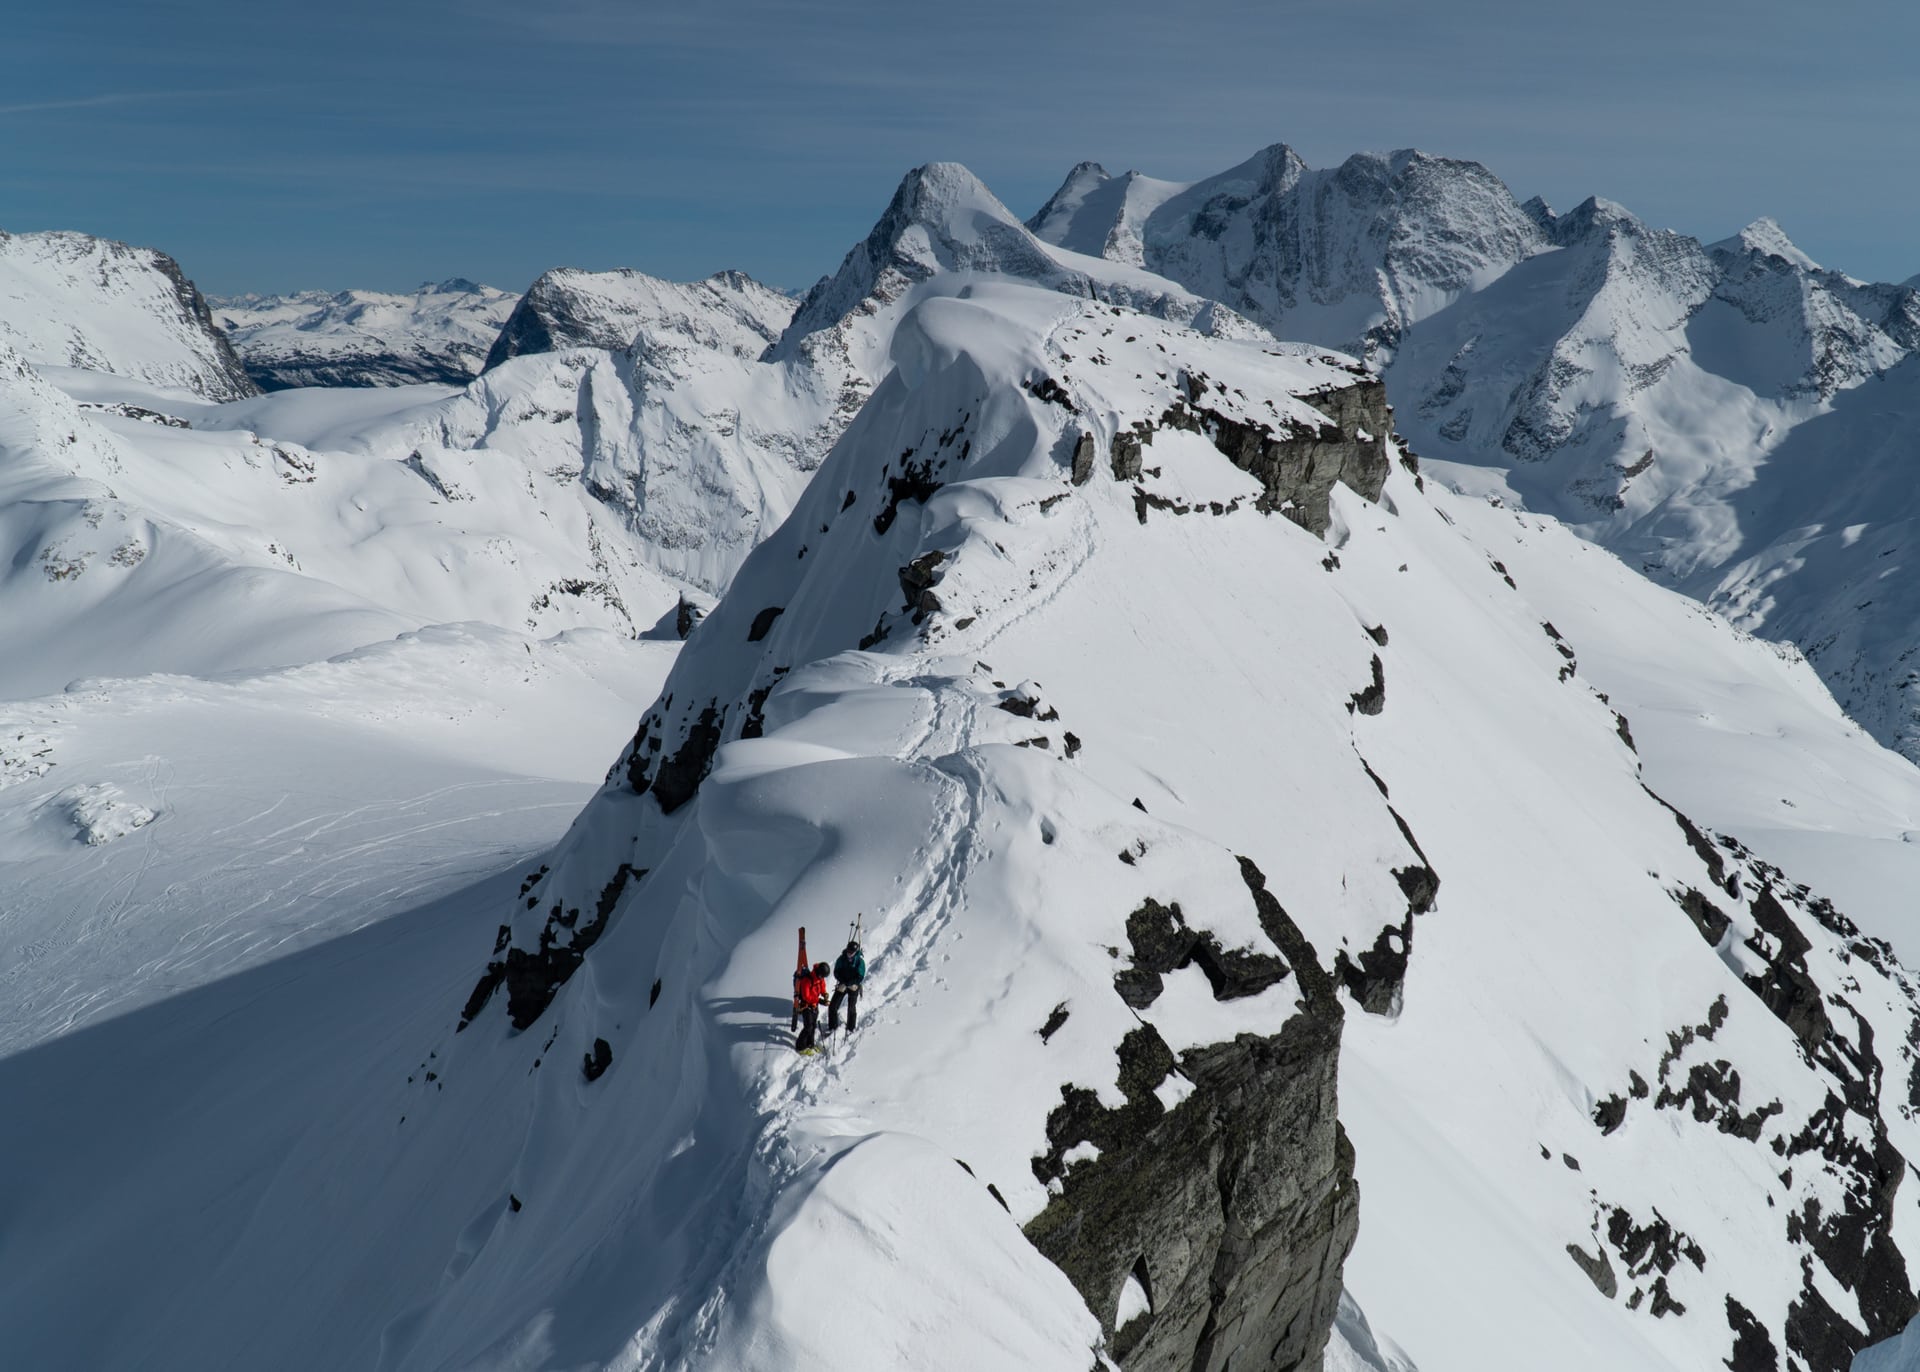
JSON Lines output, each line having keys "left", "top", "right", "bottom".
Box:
{"left": 795, "top": 961, "right": 830, "bottom": 1054}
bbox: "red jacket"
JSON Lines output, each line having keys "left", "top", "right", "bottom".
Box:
{"left": 798, "top": 971, "right": 828, "bottom": 1007}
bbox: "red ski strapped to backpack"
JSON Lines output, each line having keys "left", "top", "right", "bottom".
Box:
{"left": 790, "top": 926, "right": 809, "bottom": 1029}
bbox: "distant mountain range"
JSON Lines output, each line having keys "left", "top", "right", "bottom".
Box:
{"left": 1029, "top": 145, "right": 1920, "bottom": 761}
{"left": 210, "top": 279, "right": 519, "bottom": 389}
{"left": 9, "top": 144, "right": 1920, "bottom": 769}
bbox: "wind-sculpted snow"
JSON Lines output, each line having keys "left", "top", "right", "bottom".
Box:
{"left": 0, "top": 228, "right": 255, "bottom": 400}
{"left": 212, "top": 278, "right": 518, "bottom": 389}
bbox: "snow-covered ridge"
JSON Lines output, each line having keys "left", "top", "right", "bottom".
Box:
{"left": 211, "top": 279, "right": 518, "bottom": 389}
{"left": 430, "top": 281, "right": 1920, "bottom": 1371}
{"left": 0, "top": 228, "right": 254, "bottom": 400}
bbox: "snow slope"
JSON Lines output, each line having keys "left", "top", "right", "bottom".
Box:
{"left": 0, "top": 228, "right": 254, "bottom": 400}
{"left": 16, "top": 278, "right": 1920, "bottom": 1371}
{"left": 211, "top": 279, "right": 518, "bottom": 389}
{"left": 0, "top": 346, "right": 687, "bottom": 698}
{"left": 0, "top": 624, "right": 678, "bottom": 1057}
{"left": 1429, "top": 463, "right": 1920, "bottom": 951}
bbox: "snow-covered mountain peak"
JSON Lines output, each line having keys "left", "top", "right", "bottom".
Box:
{"left": 1024, "top": 159, "right": 1113, "bottom": 244}
{"left": 1711, "top": 217, "right": 1821, "bottom": 271}
{"left": 1031, "top": 143, "right": 1548, "bottom": 361}
{"left": 774, "top": 161, "right": 1073, "bottom": 354}
{"left": 1519, "top": 193, "right": 1557, "bottom": 233}
{"left": 483, "top": 267, "right": 793, "bottom": 371}
{"left": 1541, "top": 194, "right": 1648, "bottom": 243}
{"left": 0, "top": 228, "right": 254, "bottom": 400}
{"left": 1027, "top": 164, "right": 1192, "bottom": 269}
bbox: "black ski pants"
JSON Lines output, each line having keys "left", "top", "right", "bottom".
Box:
{"left": 829, "top": 983, "right": 860, "bottom": 1032}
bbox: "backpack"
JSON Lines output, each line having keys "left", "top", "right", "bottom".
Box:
{"left": 835, "top": 948, "right": 865, "bottom": 985}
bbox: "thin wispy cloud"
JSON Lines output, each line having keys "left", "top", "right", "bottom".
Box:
{"left": 0, "top": 88, "right": 246, "bottom": 117}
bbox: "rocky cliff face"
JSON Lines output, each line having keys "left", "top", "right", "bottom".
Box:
{"left": 0, "top": 229, "right": 255, "bottom": 399}
{"left": 1158, "top": 369, "right": 1397, "bottom": 535}
{"left": 1027, "top": 863, "right": 1357, "bottom": 1372}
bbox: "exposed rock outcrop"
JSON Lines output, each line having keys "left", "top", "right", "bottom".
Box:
{"left": 1159, "top": 370, "right": 1394, "bottom": 535}
{"left": 1027, "top": 861, "right": 1356, "bottom": 1371}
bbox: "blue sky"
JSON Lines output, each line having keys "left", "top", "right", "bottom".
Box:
{"left": 4, "top": 1, "right": 1914, "bottom": 295}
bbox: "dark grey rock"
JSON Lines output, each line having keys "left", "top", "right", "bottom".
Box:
{"left": 1334, "top": 916, "right": 1411, "bottom": 1016}
{"left": 1026, "top": 858, "right": 1354, "bottom": 1372}
{"left": 1566, "top": 1240, "right": 1618, "bottom": 1298}
{"left": 1675, "top": 886, "right": 1731, "bottom": 946}
{"left": 1725, "top": 1297, "right": 1780, "bottom": 1372}
{"left": 1348, "top": 655, "right": 1386, "bottom": 716}
{"left": 1160, "top": 372, "right": 1394, "bottom": 536}
{"left": 899, "top": 551, "right": 947, "bottom": 613}
{"left": 626, "top": 701, "right": 727, "bottom": 814}
{"left": 747, "top": 606, "right": 784, "bottom": 642}
{"left": 1071, "top": 432, "right": 1097, "bottom": 485}
{"left": 460, "top": 863, "right": 645, "bottom": 1033}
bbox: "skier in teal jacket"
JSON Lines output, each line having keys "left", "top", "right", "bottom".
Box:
{"left": 828, "top": 939, "right": 866, "bottom": 1033}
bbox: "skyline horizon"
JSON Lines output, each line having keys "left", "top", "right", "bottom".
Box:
{"left": 7, "top": 1, "right": 1915, "bottom": 298}
{"left": 21, "top": 139, "right": 1917, "bottom": 302}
